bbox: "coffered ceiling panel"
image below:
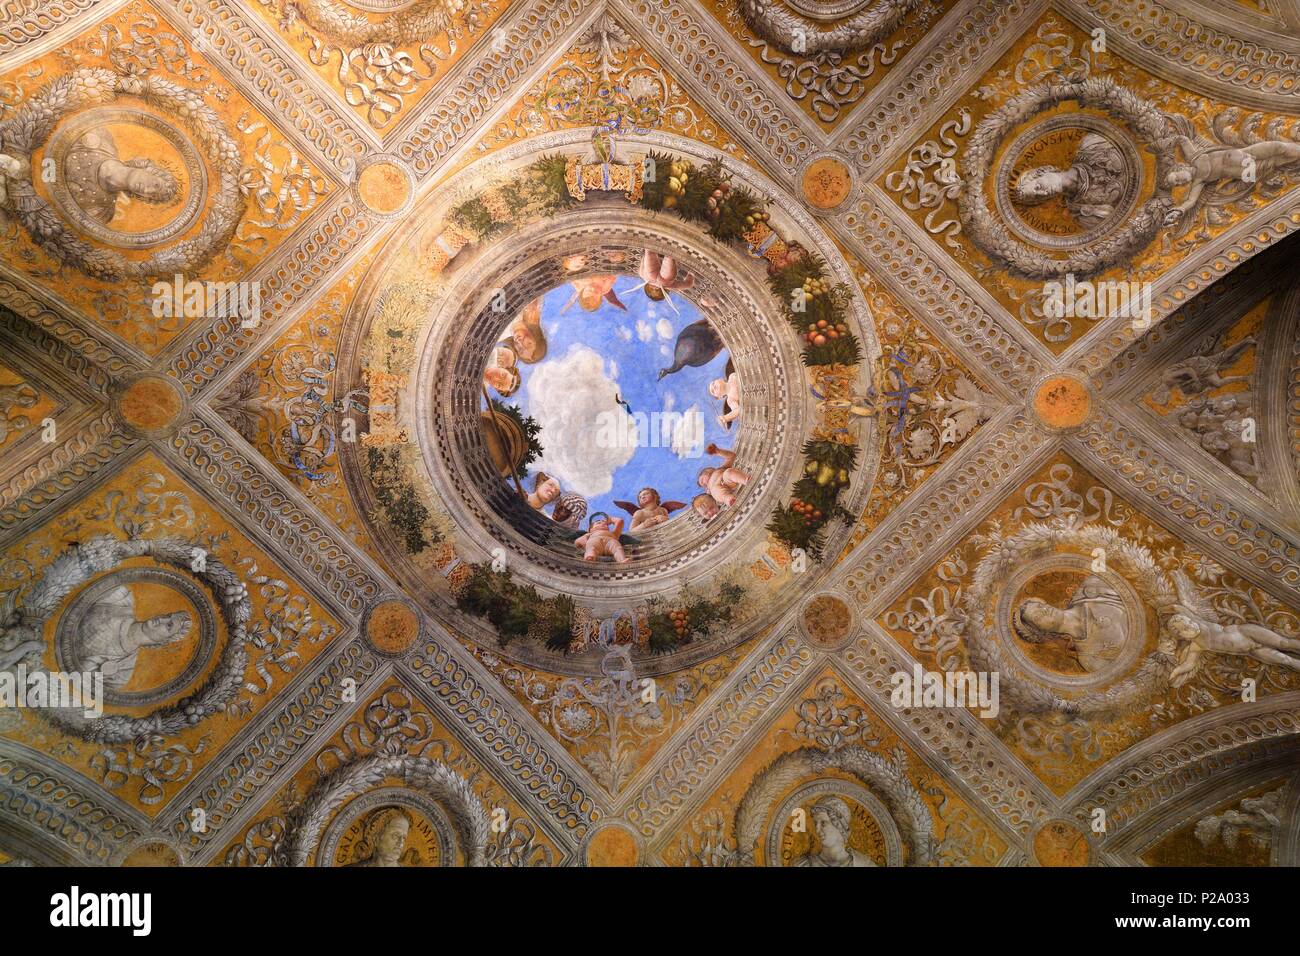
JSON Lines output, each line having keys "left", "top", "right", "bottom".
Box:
{"left": 1, "top": 0, "right": 1298, "bottom": 871}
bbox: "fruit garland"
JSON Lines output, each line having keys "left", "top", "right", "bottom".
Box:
{"left": 432, "top": 150, "right": 864, "bottom": 584}
{"left": 645, "top": 582, "right": 745, "bottom": 655}
{"left": 637, "top": 152, "right": 863, "bottom": 560}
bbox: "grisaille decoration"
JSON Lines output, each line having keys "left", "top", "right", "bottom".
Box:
{"left": 0, "top": 0, "right": 1298, "bottom": 871}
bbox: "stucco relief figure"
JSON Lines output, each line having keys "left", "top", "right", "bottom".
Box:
{"left": 1014, "top": 133, "right": 1128, "bottom": 229}
{"left": 1194, "top": 789, "right": 1281, "bottom": 850}
{"left": 1012, "top": 574, "right": 1129, "bottom": 674}
{"left": 795, "top": 797, "right": 877, "bottom": 868}
{"left": 76, "top": 584, "right": 192, "bottom": 690}
{"left": 0, "top": 383, "right": 37, "bottom": 445}
{"left": 1165, "top": 573, "right": 1300, "bottom": 687}
{"left": 1176, "top": 393, "right": 1258, "bottom": 480}
{"left": 1151, "top": 335, "right": 1255, "bottom": 405}
{"left": 61, "top": 128, "right": 181, "bottom": 225}
{"left": 1165, "top": 116, "right": 1300, "bottom": 221}
{"left": 0, "top": 153, "right": 30, "bottom": 207}
{"left": 345, "top": 807, "right": 418, "bottom": 867}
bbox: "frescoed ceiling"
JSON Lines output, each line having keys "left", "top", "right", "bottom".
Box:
{"left": 0, "top": 0, "right": 1298, "bottom": 869}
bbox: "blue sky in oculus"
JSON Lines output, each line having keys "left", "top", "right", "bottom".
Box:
{"left": 506, "top": 274, "right": 733, "bottom": 527}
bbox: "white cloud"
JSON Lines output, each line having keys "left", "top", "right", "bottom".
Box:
{"left": 660, "top": 344, "right": 671, "bottom": 359}
{"left": 668, "top": 405, "right": 705, "bottom": 460}
{"left": 656, "top": 317, "right": 674, "bottom": 340}
{"left": 662, "top": 391, "right": 676, "bottom": 413}
{"left": 527, "top": 345, "right": 636, "bottom": 497}
{"left": 615, "top": 325, "right": 633, "bottom": 343}
{"left": 636, "top": 320, "right": 653, "bottom": 342}
{"left": 608, "top": 358, "right": 619, "bottom": 380}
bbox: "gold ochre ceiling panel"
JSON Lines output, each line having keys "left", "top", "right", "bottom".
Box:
{"left": 1, "top": 0, "right": 1299, "bottom": 873}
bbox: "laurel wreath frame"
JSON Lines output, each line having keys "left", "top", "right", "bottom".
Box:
{"left": 956, "top": 78, "right": 1178, "bottom": 279}
{"left": 733, "top": 745, "right": 935, "bottom": 865}
{"left": 282, "top": 753, "right": 490, "bottom": 867}
{"left": 0, "top": 68, "right": 245, "bottom": 281}
{"left": 282, "top": 0, "right": 466, "bottom": 46}
{"left": 0, "top": 534, "right": 252, "bottom": 744}
{"left": 962, "top": 522, "right": 1176, "bottom": 719}
{"left": 737, "top": 0, "right": 921, "bottom": 56}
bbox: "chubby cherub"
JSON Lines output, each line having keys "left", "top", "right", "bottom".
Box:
{"left": 1162, "top": 571, "right": 1300, "bottom": 686}
{"left": 709, "top": 364, "right": 741, "bottom": 429}
{"left": 575, "top": 512, "right": 630, "bottom": 563}
{"left": 616, "top": 487, "right": 686, "bottom": 533}
{"left": 697, "top": 444, "right": 749, "bottom": 508}
{"left": 637, "top": 250, "right": 695, "bottom": 301}
{"left": 561, "top": 275, "right": 627, "bottom": 313}
{"left": 1164, "top": 115, "right": 1300, "bottom": 222}
{"left": 691, "top": 492, "right": 720, "bottom": 523}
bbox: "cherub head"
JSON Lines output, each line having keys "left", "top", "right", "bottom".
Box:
{"left": 1165, "top": 164, "right": 1195, "bottom": 187}
{"left": 577, "top": 282, "right": 606, "bottom": 312}
{"left": 483, "top": 364, "right": 520, "bottom": 396}
{"left": 1166, "top": 612, "right": 1201, "bottom": 642}
{"left": 697, "top": 467, "right": 716, "bottom": 488}
{"left": 1014, "top": 165, "right": 1070, "bottom": 205}
{"left": 492, "top": 344, "right": 518, "bottom": 368}
{"left": 637, "top": 487, "right": 660, "bottom": 509}
{"left": 708, "top": 378, "right": 728, "bottom": 399}
{"left": 692, "top": 493, "right": 719, "bottom": 522}
{"left": 643, "top": 285, "right": 666, "bottom": 302}
{"left": 588, "top": 511, "right": 613, "bottom": 533}
{"left": 511, "top": 321, "right": 546, "bottom": 364}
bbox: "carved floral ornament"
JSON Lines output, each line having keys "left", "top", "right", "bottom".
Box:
{"left": 332, "top": 133, "right": 893, "bottom": 670}
{"left": 2, "top": 0, "right": 1300, "bottom": 874}
{"left": 0, "top": 68, "right": 245, "bottom": 281}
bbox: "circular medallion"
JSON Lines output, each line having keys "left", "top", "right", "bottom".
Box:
{"left": 769, "top": 779, "right": 902, "bottom": 867}
{"left": 997, "top": 554, "right": 1147, "bottom": 690}
{"left": 55, "top": 565, "right": 219, "bottom": 707}
{"left": 957, "top": 78, "right": 1177, "bottom": 279}
{"left": 337, "top": 135, "right": 881, "bottom": 676}
{"left": 319, "top": 787, "right": 457, "bottom": 867}
{"left": 583, "top": 823, "right": 641, "bottom": 867}
{"left": 364, "top": 598, "right": 421, "bottom": 656}
{"left": 114, "top": 374, "right": 186, "bottom": 435}
{"left": 120, "top": 841, "right": 182, "bottom": 867}
{"left": 470, "top": 272, "right": 751, "bottom": 570}
{"left": 343, "top": 0, "right": 418, "bottom": 10}
{"left": 355, "top": 158, "right": 414, "bottom": 219}
{"left": 801, "top": 593, "right": 854, "bottom": 648}
{"left": 45, "top": 107, "right": 207, "bottom": 249}
{"left": 1032, "top": 373, "right": 1092, "bottom": 430}
{"left": 995, "top": 114, "right": 1142, "bottom": 250}
{"left": 786, "top": 0, "right": 876, "bottom": 20}
{"left": 801, "top": 156, "right": 853, "bottom": 211}
{"left": 1032, "top": 819, "right": 1091, "bottom": 867}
